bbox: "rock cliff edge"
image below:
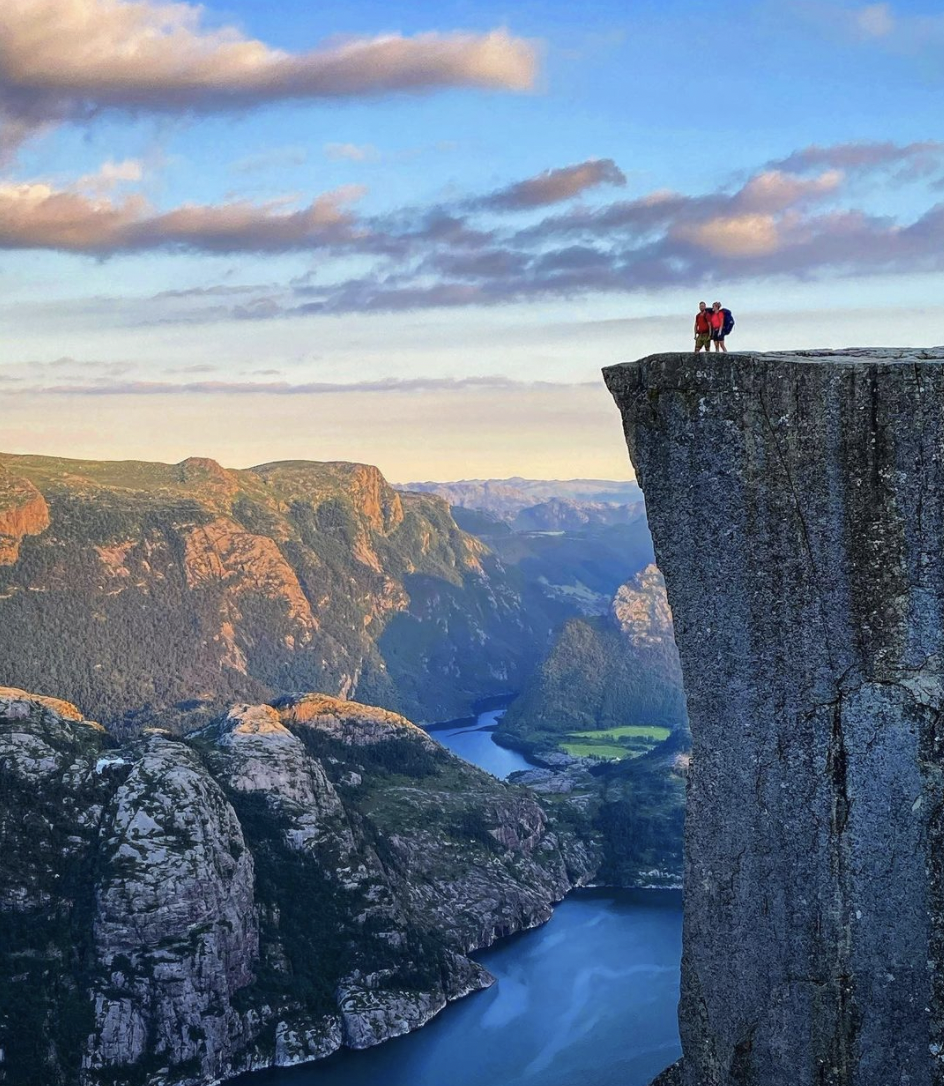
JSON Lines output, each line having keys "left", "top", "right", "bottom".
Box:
{"left": 604, "top": 349, "right": 944, "bottom": 1086}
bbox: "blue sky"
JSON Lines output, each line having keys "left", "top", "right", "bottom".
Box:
{"left": 1, "top": 0, "right": 943, "bottom": 479}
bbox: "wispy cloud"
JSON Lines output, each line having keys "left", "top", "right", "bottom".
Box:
{"left": 231, "top": 146, "right": 308, "bottom": 175}
{"left": 472, "top": 158, "right": 627, "bottom": 210}
{"left": 767, "top": 139, "right": 944, "bottom": 180}
{"left": 75, "top": 157, "right": 144, "bottom": 194}
{"left": 792, "top": 2, "right": 944, "bottom": 63}
{"left": 4, "top": 372, "right": 589, "bottom": 395}
{"left": 3, "top": 140, "right": 944, "bottom": 313}
{"left": 0, "top": 0, "right": 539, "bottom": 148}
{"left": 324, "top": 142, "right": 381, "bottom": 163}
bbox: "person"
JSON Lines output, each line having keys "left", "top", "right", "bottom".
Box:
{"left": 709, "top": 300, "right": 727, "bottom": 352}
{"left": 693, "top": 301, "right": 712, "bottom": 353}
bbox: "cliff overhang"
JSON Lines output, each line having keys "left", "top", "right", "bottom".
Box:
{"left": 605, "top": 349, "right": 944, "bottom": 1086}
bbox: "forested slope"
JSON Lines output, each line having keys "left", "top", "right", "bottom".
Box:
{"left": 0, "top": 454, "right": 540, "bottom": 732}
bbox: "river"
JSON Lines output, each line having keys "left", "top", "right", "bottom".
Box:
{"left": 424, "top": 706, "right": 534, "bottom": 778}
{"left": 234, "top": 708, "right": 683, "bottom": 1086}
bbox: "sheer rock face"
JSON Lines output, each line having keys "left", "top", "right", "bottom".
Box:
{"left": 0, "top": 472, "right": 49, "bottom": 564}
{"left": 0, "top": 689, "right": 597, "bottom": 1086}
{"left": 604, "top": 349, "right": 944, "bottom": 1086}
{"left": 87, "top": 737, "right": 258, "bottom": 1081}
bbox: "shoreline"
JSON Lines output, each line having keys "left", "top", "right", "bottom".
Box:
{"left": 223, "top": 886, "right": 682, "bottom": 1086}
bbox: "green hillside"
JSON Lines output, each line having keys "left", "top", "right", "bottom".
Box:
{"left": 0, "top": 454, "right": 543, "bottom": 732}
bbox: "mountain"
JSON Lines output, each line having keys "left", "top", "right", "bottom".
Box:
{"left": 398, "top": 476, "right": 655, "bottom": 622}
{"left": 497, "top": 565, "right": 687, "bottom": 753}
{"left": 0, "top": 686, "right": 597, "bottom": 1086}
{"left": 398, "top": 477, "right": 643, "bottom": 522}
{"left": 0, "top": 454, "right": 543, "bottom": 732}
{"left": 511, "top": 497, "right": 647, "bottom": 533}
{"left": 494, "top": 565, "right": 688, "bottom": 888}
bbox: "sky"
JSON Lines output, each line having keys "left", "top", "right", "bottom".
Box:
{"left": 2, "top": 0, "right": 944, "bottom": 480}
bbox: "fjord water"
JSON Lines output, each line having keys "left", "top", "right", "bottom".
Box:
{"left": 239, "top": 888, "right": 682, "bottom": 1086}
{"left": 236, "top": 708, "right": 683, "bottom": 1086}
{"left": 425, "top": 706, "right": 533, "bottom": 778}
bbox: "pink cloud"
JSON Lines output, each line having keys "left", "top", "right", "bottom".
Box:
{"left": 0, "top": 0, "right": 539, "bottom": 144}
{"left": 0, "top": 180, "right": 365, "bottom": 252}
{"left": 476, "top": 158, "right": 627, "bottom": 210}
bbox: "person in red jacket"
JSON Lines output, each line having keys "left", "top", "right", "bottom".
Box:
{"left": 709, "top": 300, "right": 727, "bottom": 352}
{"left": 694, "top": 301, "right": 712, "bottom": 353}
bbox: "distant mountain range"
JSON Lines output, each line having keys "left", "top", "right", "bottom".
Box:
{"left": 397, "top": 477, "right": 644, "bottom": 522}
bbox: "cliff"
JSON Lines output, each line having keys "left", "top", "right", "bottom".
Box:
{"left": 0, "top": 687, "right": 597, "bottom": 1086}
{"left": 0, "top": 454, "right": 539, "bottom": 730}
{"left": 604, "top": 349, "right": 944, "bottom": 1086}
{"left": 0, "top": 469, "right": 49, "bottom": 564}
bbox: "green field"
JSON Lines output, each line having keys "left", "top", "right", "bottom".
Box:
{"left": 559, "top": 723, "right": 674, "bottom": 761}
{"left": 560, "top": 742, "right": 633, "bottom": 760}
{"left": 568, "top": 725, "right": 672, "bottom": 742}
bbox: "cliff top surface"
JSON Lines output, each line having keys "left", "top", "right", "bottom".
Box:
{"left": 604, "top": 346, "right": 944, "bottom": 387}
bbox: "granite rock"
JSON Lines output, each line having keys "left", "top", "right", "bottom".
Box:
{"left": 0, "top": 687, "right": 597, "bottom": 1086}
{"left": 605, "top": 349, "right": 944, "bottom": 1086}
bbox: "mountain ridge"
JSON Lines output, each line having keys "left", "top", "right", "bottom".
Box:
{"left": 0, "top": 452, "right": 543, "bottom": 732}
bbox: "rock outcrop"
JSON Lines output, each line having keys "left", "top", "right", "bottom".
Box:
{"left": 0, "top": 469, "right": 49, "bottom": 564}
{"left": 0, "top": 686, "right": 597, "bottom": 1086}
{"left": 605, "top": 349, "right": 944, "bottom": 1086}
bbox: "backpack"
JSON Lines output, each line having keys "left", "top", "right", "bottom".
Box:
{"left": 721, "top": 308, "right": 735, "bottom": 336}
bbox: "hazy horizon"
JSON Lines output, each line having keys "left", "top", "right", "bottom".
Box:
{"left": 2, "top": 0, "right": 943, "bottom": 476}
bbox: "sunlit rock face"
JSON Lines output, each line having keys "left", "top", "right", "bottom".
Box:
{"left": 0, "top": 454, "right": 540, "bottom": 730}
{"left": 605, "top": 349, "right": 944, "bottom": 1086}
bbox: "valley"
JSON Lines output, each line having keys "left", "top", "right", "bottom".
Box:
{"left": 0, "top": 458, "right": 689, "bottom": 1086}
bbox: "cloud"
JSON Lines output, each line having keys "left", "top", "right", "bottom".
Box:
{"left": 76, "top": 157, "right": 143, "bottom": 194}
{"left": 474, "top": 158, "right": 627, "bottom": 210}
{"left": 674, "top": 213, "right": 782, "bottom": 258}
{"left": 231, "top": 146, "right": 308, "bottom": 174}
{"left": 7, "top": 373, "right": 586, "bottom": 395}
{"left": 324, "top": 142, "right": 381, "bottom": 163}
{"left": 0, "top": 1, "right": 539, "bottom": 145}
{"left": 0, "top": 179, "right": 365, "bottom": 252}
{"left": 768, "top": 140, "right": 944, "bottom": 181}
{"left": 792, "top": 2, "right": 944, "bottom": 62}
{"left": 853, "top": 3, "right": 895, "bottom": 37}
{"left": 4, "top": 140, "right": 944, "bottom": 314}
{"left": 733, "top": 169, "right": 843, "bottom": 212}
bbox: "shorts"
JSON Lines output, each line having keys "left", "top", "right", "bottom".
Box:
{"left": 711, "top": 330, "right": 724, "bottom": 341}
{"left": 695, "top": 333, "right": 711, "bottom": 349}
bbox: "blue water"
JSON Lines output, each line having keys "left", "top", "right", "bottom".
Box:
{"left": 237, "top": 889, "right": 682, "bottom": 1086}
{"left": 233, "top": 708, "right": 683, "bottom": 1086}
{"left": 425, "top": 707, "right": 534, "bottom": 779}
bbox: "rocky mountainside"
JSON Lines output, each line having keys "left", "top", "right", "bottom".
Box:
{"left": 0, "top": 454, "right": 540, "bottom": 732}
{"left": 607, "top": 349, "right": 944, "bottom": 1086}
{"left": 498, "top": 565, "right": 687, "bottom": 752}
{"left": 0, "top": 686, "right": 597, "bottom": 1086}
